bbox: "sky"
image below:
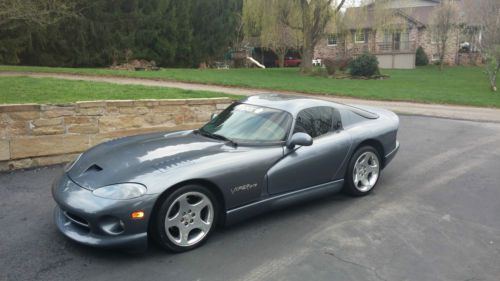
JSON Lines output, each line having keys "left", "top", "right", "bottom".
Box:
{"left": 340, "top": 0, "right": 363, "bottom": 12}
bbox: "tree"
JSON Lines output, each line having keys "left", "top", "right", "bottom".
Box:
{"left": 430, "top": 0, "right": 460, "bottom": 70}
{"left": 192, "top": 0, "right": 243, "bottom": 66}
{"left": 293, "top": 0, "right": 346, "bottom": 73}
{"left": 0, "top": 0, "right": 244, "bottom": 67}
{"left": 466, "top": 0, "right": 500, "bottom": 92}
{"left": 243, "top": 0, "right": 301, "bottom": 68}
{"left": 0, "top": 0, "right": 75, "bottom": 64}
{"left": 0, "top": 0, "right": 75, "bottom": 28}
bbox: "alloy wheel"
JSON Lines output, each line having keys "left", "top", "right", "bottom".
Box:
{"left": 352, "top": 151, "right": 380, "bottom": 192}
{"left": 164, "top": 191, "right": 214, "bottom": 247}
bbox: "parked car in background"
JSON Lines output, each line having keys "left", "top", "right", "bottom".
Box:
{"left": 276, "top": 56, "right": 302, "bottom": 67}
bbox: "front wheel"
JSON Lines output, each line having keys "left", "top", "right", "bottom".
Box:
{"left": 344, "top": 146, "right": 381, "bottom": 196}
{"left": 152, "top": 185, "right": 218, "bottom": 252}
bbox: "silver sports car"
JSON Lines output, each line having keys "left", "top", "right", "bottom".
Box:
{"left": 52, "top": 94, "right": 400, "bottom": 252}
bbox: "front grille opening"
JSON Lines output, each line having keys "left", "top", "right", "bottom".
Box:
{"left": 64, "top": 211, "right": 90, "bottom": 229}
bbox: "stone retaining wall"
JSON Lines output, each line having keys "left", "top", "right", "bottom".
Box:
{"left": 0, "top": 98, "right": 233, "bottom": 171}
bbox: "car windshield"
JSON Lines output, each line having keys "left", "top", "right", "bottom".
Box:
{"left": 200, "top": 103, "right": 292, "bottom": 143}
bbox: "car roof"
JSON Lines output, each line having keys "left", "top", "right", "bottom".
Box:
{"left": 241, "top": 94, "right": 344, "bottom": 116}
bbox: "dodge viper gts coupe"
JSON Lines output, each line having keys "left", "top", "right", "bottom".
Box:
{"left": 52, "top": 94, "right": 400, "bottom": 252}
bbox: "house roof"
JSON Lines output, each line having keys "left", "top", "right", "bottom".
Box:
{"left": 343, "top": 0, "right": 478, "bottom": 30}
{"left": 399, "top": 6, "right": 436, "bottom": 26}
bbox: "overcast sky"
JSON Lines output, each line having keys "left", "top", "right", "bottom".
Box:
{"left": 337, "top": 0, "right": 361, "bottom": 10}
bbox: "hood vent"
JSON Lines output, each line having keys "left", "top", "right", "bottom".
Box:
{"left": 85, "top": 164, "right": 103, "bottom": 173}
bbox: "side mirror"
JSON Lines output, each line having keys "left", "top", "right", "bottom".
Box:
{"left": 210, "top": 113, "right": 218, "bottom": 121}
{"left": 286, "top": 132, "right": 313, "bottom": 149}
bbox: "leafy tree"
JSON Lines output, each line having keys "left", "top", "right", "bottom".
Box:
{"left": 0, "top": 0, "right": 243, "bottom": 67}
{"left": 465, "top": 0, "right": 500, "bottom": 92}
{"left": 191, "top": 0, "right": 243, "bottom": 66}
{"left": 0, "top": 0, "right": 75, "bottom": 64}
{"left": 276, "top": 0, "right": 346, "bottom": 73}
{"left": 430, "top": 0, "right": 460, "bottom": 70}
{"left": 243, "top": 0, "right": 345, "bottom": 72}
{"left": 243, "top": 0, "right": 301, "bottom": 67}
{"left": 0, "top": 0, "right": 75, "bottom": 28}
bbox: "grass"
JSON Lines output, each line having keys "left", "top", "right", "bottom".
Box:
{"left": 0, "top": 76, "right": 240, "bottom": 104}
{"left": 1, "top": 65, "right": 499, "bottom": 108}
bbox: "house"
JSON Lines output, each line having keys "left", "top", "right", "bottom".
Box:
{"left": 315, "top": 0, "right": 482, "bottom": 69}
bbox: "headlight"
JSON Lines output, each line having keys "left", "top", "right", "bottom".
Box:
{"left": 64, "top": 153, "right": 82, "bottom": 172}
{"left": 92, "top": 183, "right": 147, "bottom": 200}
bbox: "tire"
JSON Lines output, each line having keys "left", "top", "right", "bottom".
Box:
{"left": 152, "top": 184, "right": 218, "bottom": 252}
{"left": 344, "top": 146, "right": 381, "bottom": 196}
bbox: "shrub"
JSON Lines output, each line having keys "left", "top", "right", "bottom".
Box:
{"left": 349, "top": 53, "right": 380, "bottom": 77}
{"left": 310, "top": 66, "right": 328, "bottom": 77}
{"left": 337, "top": 58, "right": 352, "bottom": 71}
{"left": 323, "top": 59, "right": 337, "bottom": 75}
{"left": 323, "top": 57, "right": 352, "bottom": 76}
{"left": 416, "top": 46, "right": 429, "bottom": 66}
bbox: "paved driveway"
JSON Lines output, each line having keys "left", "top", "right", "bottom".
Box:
{"left": 1, "top": 115, "right": 499, "bottom": 281}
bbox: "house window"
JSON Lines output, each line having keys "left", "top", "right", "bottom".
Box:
{"left": 354, "top": 30, "right": 367, "bottom": 43}
{"left": 432, "top": 54, "right": 440, "bottom": 61}
{"left": 431, "top": 31, "right": 438, "bottom": 44}
{"left": 327, "top": 34, "right": 337, "bottom": 46}
{"left": 383, "top": 31, "right": 393, "bottom": 43}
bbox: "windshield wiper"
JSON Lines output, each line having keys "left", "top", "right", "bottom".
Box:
{"left": 195, "top": 129, "right": 238, "bottom": 147}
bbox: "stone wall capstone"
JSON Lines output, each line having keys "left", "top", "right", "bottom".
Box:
{"left": 0, "top": 98, "right": 233, "bottom": 171}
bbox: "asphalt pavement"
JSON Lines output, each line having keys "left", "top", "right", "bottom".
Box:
{"left": 1, "top": 115, "right": 500, "bottom": 281}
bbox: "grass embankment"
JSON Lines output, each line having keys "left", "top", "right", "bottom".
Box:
{"left": 0, "top": 76, "right": 240, "bottom": 104}
{"left": 0, "top": 65, "right": 498, "bottom": 108}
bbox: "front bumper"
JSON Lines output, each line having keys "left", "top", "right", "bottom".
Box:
{"left": 384, "top": 140, "right": 400, "bottom": 167}
{"left": 52, "top": 173, "right": 157, "bottom": 250}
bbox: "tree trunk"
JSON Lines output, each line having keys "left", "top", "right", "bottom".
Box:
{"left": 278, "top": 54, "right": 285, "bottom": 68}
{"left": 439, "top": 46, "right": 445, "bottom": 71}
{"left": 491, "top": 71, "right": 498, "bottom": 92}
{"left": 300, "top": 0, "right": 313, "bottom": 74}
{"left": 301, "top": 45, "right": 313, "bottom": 73}
{"left": 439, "top": 41, "right": 447, "bottom": 71}
{"left": 274, "top": 47, "right": 287, "bottom": 68}
{"left": 489, "top": 61, "right": 500, "bottom": 92}
{"left": 301, "top": 31, "right": 314, "bottom": 73}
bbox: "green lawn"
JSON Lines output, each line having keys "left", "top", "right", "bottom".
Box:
{"left": 0, "top": 76, "right": 240, "bottom": 104}
{"left": 1, "top": 65, "right": 499, "bottom": 107}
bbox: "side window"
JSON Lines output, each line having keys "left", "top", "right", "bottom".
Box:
{"left": 293, "top": 107, "right": 335, "bottom": 138}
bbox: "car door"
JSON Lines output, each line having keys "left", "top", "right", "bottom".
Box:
{"left": 267, "top": 106, "right": 351, "bottom": 195}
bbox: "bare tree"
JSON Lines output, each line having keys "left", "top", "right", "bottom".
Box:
{"left": 243, "top": 0, "right": 301, "bottom": 68}
{"left": 244, "top": 0, "right": 347, "bottom": 73}
{"left": 467, "top": 0, "right": 500, "bottom": 92}
{"left": 294, "top": 0, "right": 346, "bottom": 73}
{"left": 430, "top": 0, "right": 460, "bottom": 70}
{"left": 0, "top": 0, "right": 75, "bottom": 29}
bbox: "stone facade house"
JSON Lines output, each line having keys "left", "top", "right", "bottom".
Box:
{"left": 315, "top": 0, "right": 482, "bottom": 69}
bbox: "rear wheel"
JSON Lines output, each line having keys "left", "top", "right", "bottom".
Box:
{"left": 344, "top": 146, "right": 381, "bottom": 196}
{"left": 152, "top": 185, "right": 218, "bottom": 252}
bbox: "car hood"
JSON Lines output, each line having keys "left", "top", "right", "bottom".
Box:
{"left": 67, "top": 130, "right": 227, "bottom": 190}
